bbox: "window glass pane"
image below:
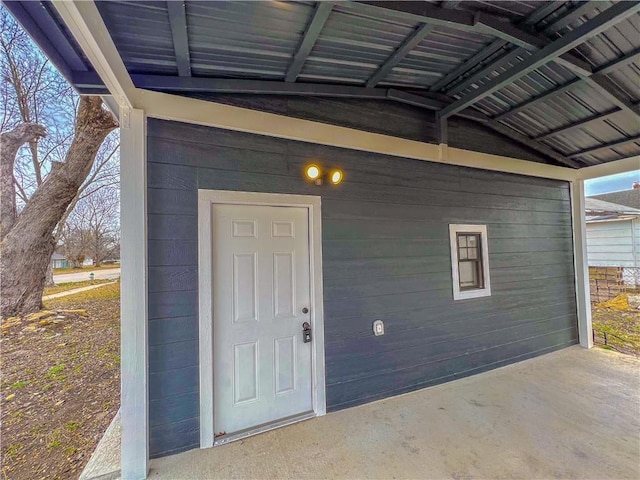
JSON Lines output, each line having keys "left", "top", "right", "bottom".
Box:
{"left": 459, "top": 248, "right": 468, "bottom": 260}
{"left": 458, "top": 235, "right": 467, "bottom": 247}
{"left": 459, "top": 262, "right": 477, "bottom": 288}
{"left": 468, "top": 235, "right": 477, "bottom": 247}
{"left": 468, "top": 247, "right": 478, "bottom": 260}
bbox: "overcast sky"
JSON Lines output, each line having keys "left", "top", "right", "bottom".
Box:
{"left": 585, "top": 170, "right": 640, "bottom": 196}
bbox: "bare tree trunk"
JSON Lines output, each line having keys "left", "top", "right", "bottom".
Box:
{"left": 0, "top": 123, "right": 46, "bottom": 240}
{"left": 1, "top": 97, "right": 117, "bottom": 317}
{"left": 45, "top": 262, "right": 55, "bottom": 287}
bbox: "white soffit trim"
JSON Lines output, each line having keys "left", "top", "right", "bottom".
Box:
{"left": 136, "top": 89, "right": 577, "bottom": 181}
{"left": 578, "top": 156, "right": 640, "bottom": 180}
{"left": 586, "top": 216, "right": 638, "bottom": 223}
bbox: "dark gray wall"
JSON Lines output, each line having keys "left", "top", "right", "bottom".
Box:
{"left": 147, "top": 118, "right": 578, "bottom": 458}
{"left": 180, "top": 93, "right": 556, "bottom": 165}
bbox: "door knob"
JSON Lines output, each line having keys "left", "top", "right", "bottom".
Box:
{"left": 302, "top": 307, "right": 309, "bottom": 314}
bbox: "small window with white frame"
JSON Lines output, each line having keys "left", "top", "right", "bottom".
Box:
{"left": 449, "top": 224, "right": 491, "bottom": 300}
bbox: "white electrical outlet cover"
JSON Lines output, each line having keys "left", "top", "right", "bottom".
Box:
{"left": 373, "top": 320, "right": 384, "bottom": 336}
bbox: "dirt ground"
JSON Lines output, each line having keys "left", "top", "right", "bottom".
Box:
{"left": 592, "top": 294, "right": 640, "bottom": 356}
{"left": 1, "top": 282, "right": 120, "bottom": 480}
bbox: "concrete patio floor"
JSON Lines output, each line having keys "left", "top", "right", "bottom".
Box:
{"left": 147, "top": 346, "right": 639, "bottom": 479}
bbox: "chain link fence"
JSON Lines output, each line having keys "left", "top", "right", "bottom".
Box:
{"left": 589, "top": 266, "right": 640, "bottom": 303}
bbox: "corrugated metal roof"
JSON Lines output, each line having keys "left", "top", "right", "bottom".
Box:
{"left": 6, "top": 0, "right": 640, "bottom": 168}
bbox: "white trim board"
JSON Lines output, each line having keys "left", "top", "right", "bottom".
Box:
{"left": 577, "top": 156, "right": 640, "bottom": 180}
{"left": 198, "top": 190, "right": 326, "bottom": 449}
{"left": 119, "top": 108, "right": 149, "bottom": 479}
{"left": 570, "top": 180, "right": 593, "bottom": 349}
{"left": 137, "top": 89, "right": 577, "bottom": 182}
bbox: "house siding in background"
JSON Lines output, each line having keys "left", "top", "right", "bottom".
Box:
{"left": 146, "top": 118, "right": 578, "bottom": 458}
{"left": 587, "top": 219, "right": 640, "bottom": 268}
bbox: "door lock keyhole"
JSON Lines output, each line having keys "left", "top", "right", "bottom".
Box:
{"left": 302, "top": 307, "right": 309, "bottom": 314}
{"left": 302, "top": 321, "right": 312, "bottom": 343}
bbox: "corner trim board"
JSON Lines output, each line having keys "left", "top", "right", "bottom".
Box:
{"left": 198, "top": 190, "right": 326, "bottom": 449}
{"left": 570, "top": 180, "right": 593, "bottom": 349}
{"left": 119, "top": 108, "right": 149, "bottom": 479}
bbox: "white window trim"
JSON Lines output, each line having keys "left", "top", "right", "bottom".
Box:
{"left": 449, "top": 224, "right": 491, "bottom": 301}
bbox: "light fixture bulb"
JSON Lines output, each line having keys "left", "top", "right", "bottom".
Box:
{"left": 330, "top": 169, "right": 343, "bottom": 185}
{"left": 305, "top": 164, "right": 321, "bottom": 180}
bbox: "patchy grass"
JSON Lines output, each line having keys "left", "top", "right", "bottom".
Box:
{"left": 44, "top": 279, "right": 112, "bottom": 297}
{"left": 53, "top": 265, "right": 118, "bottom": 274}
{"left": 592, "top": 294, "right": 640, "bottom": 356}
{"left": 1, "top": 281, "right": 120, "bottom": 480}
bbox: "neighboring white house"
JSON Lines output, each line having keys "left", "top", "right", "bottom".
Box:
{"left": 50, "top": 252, "right": 94, "bottom": 270}
{"left": 585, "top": 191, "right": 640, "bottom": 286}
{"left": 51, "top": 252, "right": 68, "bottom": 269}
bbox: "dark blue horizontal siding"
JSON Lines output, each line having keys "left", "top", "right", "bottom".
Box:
{"left": 146, "top": 117, "right": 577, "bottom": 458}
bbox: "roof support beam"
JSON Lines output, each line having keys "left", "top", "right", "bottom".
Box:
{"left": 430, "top": 1, "right": 570, "bottom": 93}
{"left": 583, "top": 75, "right": 640, "bottom": 116}
{"left": 492, "top": 78, "right": 582, "bottom": 123}
{"left": 366, "top": 23, "right": 436, "bottom": 88}
{"left": 485, "top": 120, "right": 581, "bottom": 168}
{"left": 429, "top": 40, "right": 507, "bottom": 93}
{"left": 546, "top": 1, "right": 600, "bottom": 34}
{"left": 285, "top": 2, "right": 333, "bottom": 82}
{"left": 594, "top": 46, "right": 640, "bottom": 75}
{"left": 447, "top": 47, "right": 524, "bottom": 96}
{"left": 522, "top": 1, "right": 566, "bottom": 26}
{"left": 355, "top": 2, "right": 591, "bottom": 77}
{"left": 438, "top": 1, "right": 640, "bottom": 120}
{"left": 493, "top": 47, "right": 640, "bottom": 124}
{"left": 167, "top": 0, "right": 191, "bottom": 77}
{"left": 567, "top": 135, "right": 640, "bottom": 160}
{"left": 534, "top": 109, "right": 623, "bottom": 141}
{"left": 474, "top": 15, "right": 592, "bottom": 76}
{"left": 3, "top": 0, "right": 73, "bottom": 78}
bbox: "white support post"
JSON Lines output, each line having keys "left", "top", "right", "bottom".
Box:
{"left": 570, "top": 180, "right": 593, "bottom": 348}
{"left": 120, "top": 107, "right": 149, "bottom": 479}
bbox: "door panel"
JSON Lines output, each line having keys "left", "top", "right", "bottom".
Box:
{"left": 213, "top": 204, "right": 312, "bottom": 435}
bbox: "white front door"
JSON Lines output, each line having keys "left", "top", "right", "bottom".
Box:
{"left": 212, "top": 204, "right": 313, "bottom": 436}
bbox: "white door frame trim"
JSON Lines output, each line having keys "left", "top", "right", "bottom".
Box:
{"left": 198, "top": 190, "right": 326, "bottom": 449}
